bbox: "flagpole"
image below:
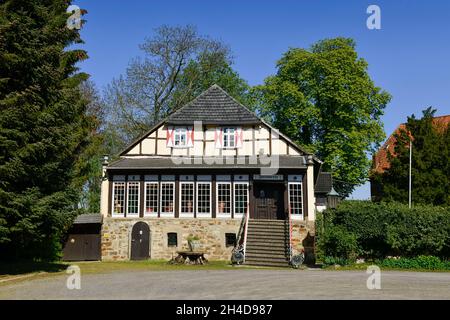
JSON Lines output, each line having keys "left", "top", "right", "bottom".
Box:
{"left": 409, "top": 139, "right": 412, "bottom": 209}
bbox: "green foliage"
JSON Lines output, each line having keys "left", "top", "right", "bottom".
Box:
{"left": 0, "top": 1, "right": 97, "bottom": 260}
{"left": 316, "top": 201, "right": 450, "bottom": 260}
{"left": 373, "top": 107, "right": 450, "bottom": 206}
{"left": 255, "top": 38, "right": 391, "bottom": 196}
{"left": 379, "top": 256, "right": 450, "bottom": 270}
{"left": 319, "top": 225, "right": 358, "bottom": 263}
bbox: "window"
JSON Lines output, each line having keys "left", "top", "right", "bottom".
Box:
{"left": 225, "top": 233, "right": 237, "bottom": 247}
{"left": 234, "top": 182, "right": 248, "bottom": 218}
{"left": 144, "top": 182, "right": 158, "bottom": 215}
{"left": 196, "top": 182, "right": 211, "bottom": 216}
{"left": 174, "top": 128, "right": 187, "bottom": 147}
{"left": 223, "top": 128, "right": 235, "bottom": 148}
{"left": 127, "top": 182, "right": 140, "bottom": 216}
{"left": 180, "top": 182, "right": 194, "bottom": 215}
{"left": 112, "top": 182, "right": 125, "bottom": 216}
{"left": 288, "top": 182, "right": 303, "bottom": 218}
{"left": 167, "top": 233, "right": 178, "bottom": 247}
{"left": 217, "top": 182, "right": 231, "bottom": 216}
{"left": 160, "top": 182, "right": 175, "bottom": 216}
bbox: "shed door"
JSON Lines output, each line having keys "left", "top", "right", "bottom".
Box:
{"left": 63, "top": 234, "right": 101, "bottom": 261}
{"left": 131, "top": 222, "right": 150, "bottom": 260}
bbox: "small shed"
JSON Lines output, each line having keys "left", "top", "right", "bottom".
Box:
{"left": 314, "top": 172, "right": 341, "bottom": 211}
{"left": 62, "top": 214, "right": 103, "bottom": 261}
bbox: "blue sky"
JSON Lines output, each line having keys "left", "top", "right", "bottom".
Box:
{"left": 73, "top": 0, "right": 450, "bottom": 199}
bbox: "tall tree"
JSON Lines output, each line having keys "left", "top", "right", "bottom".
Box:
{"left": 255, "top": 38, "right": 391, "bottom": 196}
{"left": 0, "top": 0, "right": 98, "bottom": 260}
{"left": 104, "top": 25, "right": 252, "bottom": 150}
{"left": 373, "top": 108, "right": 449, "bottom": 206}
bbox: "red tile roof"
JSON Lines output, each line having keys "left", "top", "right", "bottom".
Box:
{"left": 372, "top": 115, "right": 450, "bottom": 174}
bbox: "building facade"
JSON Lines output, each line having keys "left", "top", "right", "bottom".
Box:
{"left": 100, "top": 85, "right": 328, "bottom": 266}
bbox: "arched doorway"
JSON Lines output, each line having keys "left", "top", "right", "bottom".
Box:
{"left": 130, "top": 222, "right": 150, "bottom": 260}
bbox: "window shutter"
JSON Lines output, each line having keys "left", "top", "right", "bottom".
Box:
{"left": 166, "top": 126, "right": 174, "bottom": 147}
{"left": 235, "top": 127, "right": 243, "bottom": 148}
{"left": 187, "top": 126, "right": 194, "bottom": 147}
{"left": 214, "top": 127, "right": 223, "bottom": 148}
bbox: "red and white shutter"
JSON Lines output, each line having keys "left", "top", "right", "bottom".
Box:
{"left": 186, "top": 126, "right": 194, "bottom": 147}
{"left": 166, "top": 126, "right": 174, "bottom": 147}
{"left": 214, "top": 127, "right": 223, "bottom": 149}
{"left": 235, "top": 127, "right": 243, "bottom": 148}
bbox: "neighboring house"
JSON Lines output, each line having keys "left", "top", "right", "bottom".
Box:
{"left": 370, "top": 114, "right": 450, "bottom": 201}
{"left": 96, "top": 85, "right": 332, "bottom": 266}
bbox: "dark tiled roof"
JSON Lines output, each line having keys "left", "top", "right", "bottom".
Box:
{"left": 315, "top": 172, "right": 333, "bottom": 194}
{"left": 108, "top": 156, "right": 307, "bottom": 170}
{"left": 166, "top": 84, "right": 261, "bottom": 125}
{"left": 73, "top": 214, "right": 103, "bottom": 224}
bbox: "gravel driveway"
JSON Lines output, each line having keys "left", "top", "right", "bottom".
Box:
{"left": 1, "top": 269, "right": 449, "bottom": 300}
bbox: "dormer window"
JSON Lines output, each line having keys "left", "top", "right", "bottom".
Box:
{"left": 223, "top": 128, "right": 236, "bottom": 148}
{"left": 174, "top": 128, "right": 187, "bottom": 147}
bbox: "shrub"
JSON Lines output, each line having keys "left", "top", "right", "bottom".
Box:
{"left": 318, "top": 225, "right": 358, "bottom": 263}
{"left": 316, "top": 201, "right": 450, "bottom": 261}
{"left": 379, "top": 256, "right": 450, "bottom": 270}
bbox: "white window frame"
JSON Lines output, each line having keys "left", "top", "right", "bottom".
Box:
{"left": 144, "top": 181, "right": 159, "bottom": 217}
{"left": 216, "top": 182, "right": 232, "bottom": 218}
{"left": 288, "top": 182, "right": 303, "bottom": 220}
{"left": 196, "top": 182, "right": 212, "bottom": 218}
{"left": 126, "top": 181, "right": 140, "bottom": 217}
{"left": 173, "top": 127, "right": 188, "bottom": 148}
{"left": 179, "top": 182, "right": 195, "bottom": 217}
{"left": 233, "top": 182, "right": 249, "bottom": 219}
{"left": 112, "top": 181, "right": 126, "bottom": 217}
{"left": 160, "top": 182, "right": 175, "bottom": 217}
{"left": 222, "top": 127, "right": 236, "bottom": 149}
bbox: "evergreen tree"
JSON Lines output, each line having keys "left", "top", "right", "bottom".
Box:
{"left": 0, "top": 0, "right": 98, "bottom": 260}
{"left": 374, "top": 108, "right": 449, "bottom": 206}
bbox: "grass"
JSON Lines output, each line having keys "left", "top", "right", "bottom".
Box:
{"left": 320, "top": 262, "right": 450, "bottom": 272}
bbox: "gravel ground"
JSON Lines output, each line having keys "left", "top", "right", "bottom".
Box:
{"left": 1, "top": 269, "right": 449, "bottom": 300}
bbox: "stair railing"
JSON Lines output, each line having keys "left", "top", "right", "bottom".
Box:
{"left": 287, "top": 204, "right": 293, "bottom": 264}
{"left": 233, "top": 204, "right": 249, "bottom": 264}
{"left": 242, "top": 205, "right": 250, "bottom": 263}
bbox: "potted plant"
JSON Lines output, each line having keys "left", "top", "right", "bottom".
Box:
{"left": 187, "top": 235, "right": 201, "bottom": 251}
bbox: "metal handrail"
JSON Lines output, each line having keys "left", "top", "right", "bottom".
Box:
{"left": 287, "top": 204, "right": 293, "bottom": 263}
{"left": 242, "top": 206, "right": 250, "bottom": 263}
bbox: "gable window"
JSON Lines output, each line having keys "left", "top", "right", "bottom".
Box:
{"left": 167, "top": 232, "right": 178, "bottom": 247}
{"left": 223, "top": 128, "right": 235, "bottom": 148}
{"left": 217, "top": 182, "right": 231, "bottom": 217}
{"left": 160, "top": 182, "right": 175, "bottom": 216}
{"left": 112, "top": 182, "right": 125, "bottom": 216}
{"left": 196, "top": 182, "right": 211, "bottom": 217}
{"left": 144, "top": 182, "right": 158, "bottom": 216}
{"left": 127, "top": 182, "right": 140, "bottom": 216}
{"left": 174, "top": 128, "right": 187, "bottom": 147}
{"left": 234, "top": 182, "right": 248, "bottom": 218}
{"left": 180, "top": 182, "right": 194, "bottom": 216}
{"left": 288, "top": 182, "right": 303, "bottom": 219}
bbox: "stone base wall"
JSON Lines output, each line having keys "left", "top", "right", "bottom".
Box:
{"left": 101, "top": 218, "right": 315, "bottom": 262}
{"left": 101, "top": 218, "right": 242, "bottom": 261}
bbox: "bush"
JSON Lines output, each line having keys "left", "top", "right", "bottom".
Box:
{"left": 379, "top": 256, "right": 450, "bottom": 270}
{"left": 316, "top": 201, "right": 450, "bottom": 261}
{"left": 318, "top": 225, "right": 358, "bottom": 263}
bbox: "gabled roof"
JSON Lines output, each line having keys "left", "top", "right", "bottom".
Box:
{"left": 166, "top": 84, "right": 261, "bottom": 125}
{"left": 372, "top": 114, "right": 450, "bottom": 174}
{"left": 315, "top": 172, "right": 333, "bottom": 194}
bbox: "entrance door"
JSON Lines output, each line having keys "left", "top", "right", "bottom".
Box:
{"left": 131, "top": 222, "right": 150, "bottom": 260}
{"left": 253, "top": 184, "right": 285, "bottom": 220}
{"left": 62, "top": 234, "right": 101, "bottom": 261}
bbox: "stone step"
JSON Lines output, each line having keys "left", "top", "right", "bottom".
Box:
{"left": 249, "top": 219, "right": 286, "bottom": 224}
{"left": 246, "top": 234, "right": 288, "bottom": 241}
{"left": 246, "top": 252, "right": 288, "bottom": 259}
{"left": 247, "top": 226, "right": 288, "bottom": 232}
{"left": 245, "top": 242, "right": 288, "bottom": 249}
{"left": 244, "top": 260, "right": 291, "bottom": 268}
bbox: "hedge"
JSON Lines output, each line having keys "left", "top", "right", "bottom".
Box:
{"left": 316, "top": 201, "right": 450, "bottom": 262}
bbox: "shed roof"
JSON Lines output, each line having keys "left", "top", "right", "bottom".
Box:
{"left": 73, "top": 214, "right": 103, "bottom": 224}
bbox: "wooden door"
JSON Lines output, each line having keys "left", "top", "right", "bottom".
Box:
{"left": 63, "top": 234, "right": 101, "bottom": 261}
{"left": 253, "top": 184, "right": 285, "bottom": 220}
{"left": 131, "top": 222, "right": 150, "bottom": 260}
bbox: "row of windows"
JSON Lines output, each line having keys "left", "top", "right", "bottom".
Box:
{"left": 167, "top": 232, "right": 236, "bottom": 247}
{"left": 112, "top": 181, "right": 249, "bottom": 218}
{"left": 171, "top": 127, "right": 237, "bottom": 148}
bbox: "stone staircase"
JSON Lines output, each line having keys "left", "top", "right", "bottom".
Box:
{"left": 244, "top": 219, "right": 290, "bottom": 267}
